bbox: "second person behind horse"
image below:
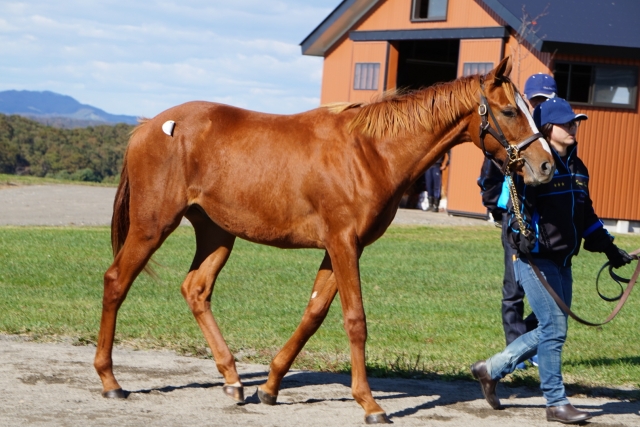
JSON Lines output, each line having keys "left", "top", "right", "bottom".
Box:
{"left": 424, "top": 151, "right": 449, "bottom": 212}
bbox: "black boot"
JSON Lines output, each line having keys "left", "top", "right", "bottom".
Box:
{"left": 434, "top": 197, "right": 441, "bottom": 213}
{"left": 426, "top": 196, "right": 435, "bottom": 212}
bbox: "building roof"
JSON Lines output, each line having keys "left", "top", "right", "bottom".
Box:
{"left": 300, "top": 0, "right": 379, "bottom": 57}
{"left": 484, "top": 0, "right": 640, "bottom": 58}
{"left": 301, "top": 0, "right": 640, "bottom": 59}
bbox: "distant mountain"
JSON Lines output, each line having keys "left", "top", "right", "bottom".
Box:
{"left": 0, "top": 90, "right": 139, "bottom": 128}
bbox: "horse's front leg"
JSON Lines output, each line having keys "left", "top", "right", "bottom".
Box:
{"left": 328, "top": 234, "right": 390, "bottom": 424}
{"left": 258, "top": 252, "right": 337, "bottom": 403}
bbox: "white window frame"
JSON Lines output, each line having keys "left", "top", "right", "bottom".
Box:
{"left": 411, "top": 0, "right": 448, "bottom": 22}
{"left": 554, "top": 61, "right": 638, "bottom": 109}
{"left": 354, "top": 63, "right": 380, "bottom": 91}
{"left": 462, "top": 62, "right": 494, "bottom": 77}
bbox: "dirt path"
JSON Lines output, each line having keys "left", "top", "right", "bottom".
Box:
{"left": 3, "top": 335, "right": 639, "bottom": 427}
{"left": 2, "top": 184, "right": 639, "bottom": 426}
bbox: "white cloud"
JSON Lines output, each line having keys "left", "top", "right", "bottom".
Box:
{"left": 0, "top": 0, "right": 339, "bottom": 116}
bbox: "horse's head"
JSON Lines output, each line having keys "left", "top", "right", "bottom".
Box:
{"left": 470, "top": 57, "right": 555, "bottom": 185}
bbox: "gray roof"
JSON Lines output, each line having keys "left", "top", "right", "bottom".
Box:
{"left": 302, "top": 0, "right": 640, "bottom": 59}
{"left": 483, "top": 0, "right": 640, "bottom": 58}
{"left": 301, "top": 0, "right": 376, "bottom": 56}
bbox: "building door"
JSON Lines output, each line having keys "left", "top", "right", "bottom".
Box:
{"left": 395, "top": 39, "right": 459, "bottom": 208}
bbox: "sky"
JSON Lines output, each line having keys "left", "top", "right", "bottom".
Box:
{"left": 0, "top": 0, "right": 341, "bottom": 118}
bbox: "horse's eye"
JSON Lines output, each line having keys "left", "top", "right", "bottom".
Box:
{"left": 501, "top": 107, "right": 517, "bottom": 118}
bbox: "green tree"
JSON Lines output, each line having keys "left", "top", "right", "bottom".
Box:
{"left": 0, "top": 114, "right": 134, "bottom": 182}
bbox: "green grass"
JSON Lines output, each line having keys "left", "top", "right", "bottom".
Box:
{"left": 0, "top": 173, "right": 117, "bottom": 187}
{"left": 1, "top": 225, "right": 640, "bottom": 396}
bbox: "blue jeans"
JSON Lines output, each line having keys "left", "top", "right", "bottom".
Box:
{"left": 485, "top": 257, "right": 572, "bottom": 407}
{"left": 500, "top": 222, "right": 538, "bottom": 345}
{"left": 425, "top": 166, "right": 442, "bottom": 199}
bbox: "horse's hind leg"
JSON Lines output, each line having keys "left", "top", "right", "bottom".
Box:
{"left": 258, "top": 252, "right": 338, "bottom": 404}
{"left": 94, "top": 222, "right": 179, "bottom": 397}
{"left": 180, "top": 206, "right": 242, "bottom": 401}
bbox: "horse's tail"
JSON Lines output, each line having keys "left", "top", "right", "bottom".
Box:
{"left": 111, "top": 150, "right": 130, "bottom": 258}
{"left": 111, "top": 120, "right": 151, "bottom": 257}
{"left": 110, "top": 122, "right": 158, "bottom": 277}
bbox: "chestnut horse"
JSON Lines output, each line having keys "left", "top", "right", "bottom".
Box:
{"left": 94, "top": 57, "right": 554, "bottom": 423}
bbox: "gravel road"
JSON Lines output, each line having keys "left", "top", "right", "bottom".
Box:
{"left": 0, "top": 183, "right": 492, "bottom": 227}
{"left": 1, "top": 184, "right": 638, "bottom": 426}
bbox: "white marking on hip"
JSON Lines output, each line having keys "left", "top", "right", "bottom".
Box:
{"left": 162, "top": 120, "right": 175, "bottom": 136}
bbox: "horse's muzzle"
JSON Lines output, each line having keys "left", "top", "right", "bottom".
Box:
{"left": 524, "top": 158, "right": 555, "bottom": 185}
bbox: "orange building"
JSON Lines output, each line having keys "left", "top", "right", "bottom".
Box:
{"left": 302, "top": 0, "right": 640, "bottom": 233}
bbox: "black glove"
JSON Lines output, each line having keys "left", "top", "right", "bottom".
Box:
{"left": 490, "top": 209, "right": 505, "bottom": 224}
{"left": 518, "top": 230, "right": 536, "bottom": 254}
{"left": 605, "top": 244, "right": 634, "bottom": 268}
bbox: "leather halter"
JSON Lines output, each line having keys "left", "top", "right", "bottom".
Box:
{"left": 478, "top": 87, "right": 543, "bottom": 175}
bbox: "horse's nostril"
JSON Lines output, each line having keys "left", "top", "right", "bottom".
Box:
{"left": 541, "top": 161, "right": 553, "bottom": 175}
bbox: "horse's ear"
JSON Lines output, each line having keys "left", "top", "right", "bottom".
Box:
{"left": 488, "top": 56, "right": 512, "bottom": 82}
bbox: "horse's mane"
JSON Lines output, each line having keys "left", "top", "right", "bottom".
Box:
{"left": 334, "top": 75, "right": 517, "bottom": 139}
{"left": 323, "top": 102, "right": 365, "bottom": 113}
{"left": 128, "top": 117, "right": 150, "bottom": 138}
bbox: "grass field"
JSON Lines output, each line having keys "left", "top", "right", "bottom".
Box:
{"left": 0, "top": 173, "right": 117, "bottom": 187}
{"left": 1, "top": 225, "right": 639, "bottom": 395}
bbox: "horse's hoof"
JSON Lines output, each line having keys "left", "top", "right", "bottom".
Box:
{"left": 102, "top": 388, "right": 126, "bottom": 399}
{"left": 365, "top": 413, "right": 391, "bottom": 424}
{"left": 222, "top": 385, "right": 245, "bottom": 402}
{"left": 257, "top": 387, "right": 278, "bottom": 405}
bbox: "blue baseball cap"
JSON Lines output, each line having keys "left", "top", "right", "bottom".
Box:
{"left": 533, "top": 98, "right": 588, "bottom": 128}
{"left": 524, "top": 73, "right": 557, "bottom": 100}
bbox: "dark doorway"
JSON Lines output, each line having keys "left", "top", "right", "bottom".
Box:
{"left": 395, "top": 39, "right": 459, "bottom": 210}
{"left": 396, "top": 39, "right": 459, "bottom": 90}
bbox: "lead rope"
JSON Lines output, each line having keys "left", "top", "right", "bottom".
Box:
{"left": 525, "top": 249, "right": 640, "bottom": 326}
{"left": 507, "top": 173, "right": 530, "bottom": 237}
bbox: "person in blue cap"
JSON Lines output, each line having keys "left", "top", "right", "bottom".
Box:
{"left": 471, "top": 97, "right": 634, "bottom": 424}
{"left": 477, "top": 73, "right": 558, "bottom": 368}
{"left": 523, "top": 73, "right": 558, "bottom": 106}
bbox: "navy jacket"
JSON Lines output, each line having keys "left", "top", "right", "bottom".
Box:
{"left": 507, "top": 144, "right": 613, "bottom": 267}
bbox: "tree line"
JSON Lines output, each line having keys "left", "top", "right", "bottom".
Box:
{"left": 0, "top": 113, "right": 134, "bottom": 183}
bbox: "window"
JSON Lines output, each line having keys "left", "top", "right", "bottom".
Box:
{"left": 354, "top": 63, "right": 380, "bottom": 90}
{"left": 412, "top": 0, "right": 448, "bottom": 21}
{"left": 554, "top": 62, "right": 638, "bottom": 108}
{"left": 463, "top": 62, "right": 494, "bottom": 77}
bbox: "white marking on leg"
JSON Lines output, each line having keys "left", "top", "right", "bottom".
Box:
{"left": 311, "top": 291, "right": 318, "bottom": 299}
